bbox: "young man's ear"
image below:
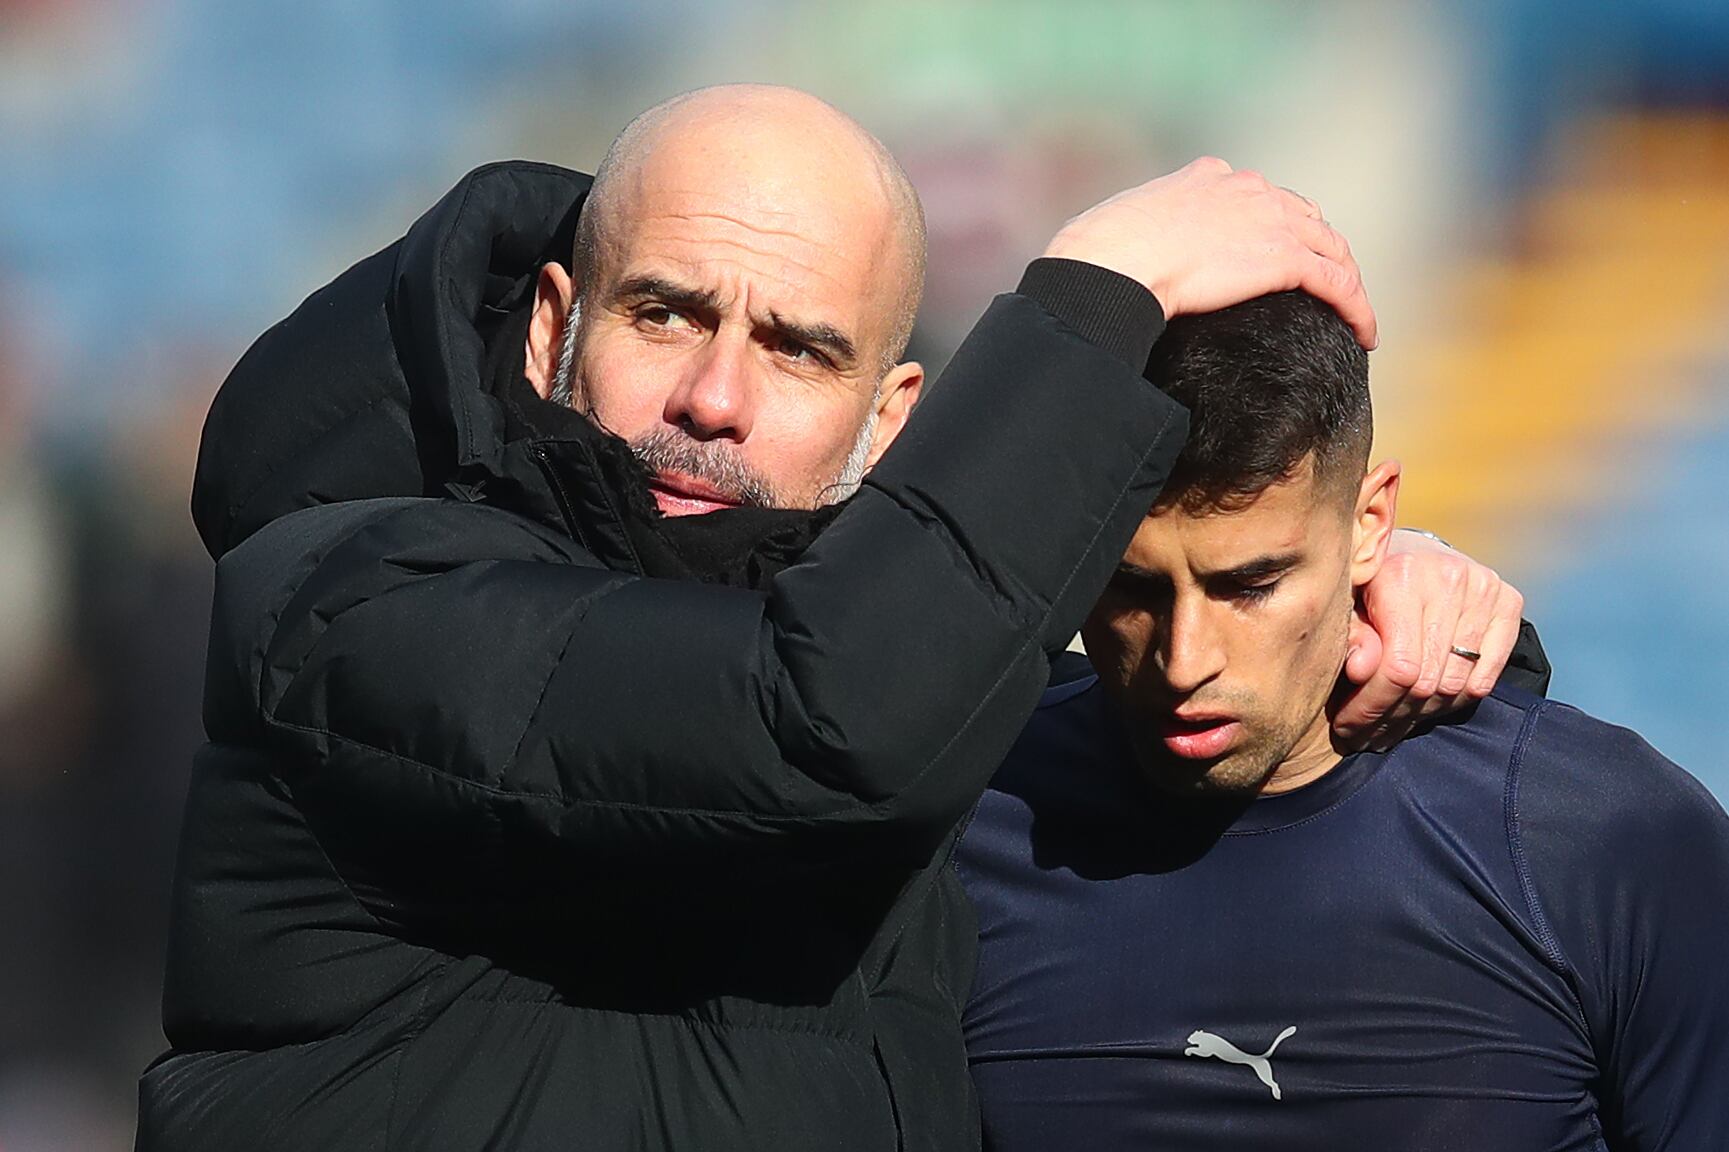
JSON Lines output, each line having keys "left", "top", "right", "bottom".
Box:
{"left": 1349, "top": 459, "right": 1402, "bottom": 588}
{"left": 524, "top": 263, "right": 576, "bottom": 401}
{"left": 863, "top": 361, "right": 924, "bottom": 469}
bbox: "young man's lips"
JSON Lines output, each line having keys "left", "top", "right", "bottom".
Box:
{"left": 1157, "top": 715, "right": 1242, "bottom": 760}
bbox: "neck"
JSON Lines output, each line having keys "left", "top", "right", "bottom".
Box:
{"left": 1257, "top": 714, "right": 1345, "bottom": 796}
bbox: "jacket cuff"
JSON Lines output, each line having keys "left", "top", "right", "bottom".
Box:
{"left": 1016, "top": 257, "right": 1165, "bottom": 372}
{"left": 1499, "top": 618, "right": 1552, "bottom": 698}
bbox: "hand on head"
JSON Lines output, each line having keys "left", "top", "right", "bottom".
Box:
{"left": 1041, "top": 157, "right": 1377, "bottom": 350}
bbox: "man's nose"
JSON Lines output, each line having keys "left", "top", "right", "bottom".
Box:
{"left": 663, "top": 335, "right": 755, "bottom": 442}
{"left": 1161, "top": 600, "right": 1226, "bottom": 696}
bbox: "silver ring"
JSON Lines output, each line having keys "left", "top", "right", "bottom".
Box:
{"left": 1449, "top": 645, "right": 1482, "bottom": 662}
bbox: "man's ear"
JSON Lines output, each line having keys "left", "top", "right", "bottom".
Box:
{"left": 1350, "top": 459, "right": 1401, "bottom": 588}
{"left": 864, "top": 361, "right": 924, "bottom": 468}
{"left": 524, "top": 263, "right": 576, "bottom": 401}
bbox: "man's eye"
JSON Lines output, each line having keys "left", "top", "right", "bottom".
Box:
{"left": 638, "top": 306, "right": 694, "bottom": 331}
{"left": 1231, "top": 581, "right": 1280, "bottom": 605}
{"left": 1107, "top": 572, "right": 1170, "bottom": 604}
{"left": 773, "top": 337, "right": 820, "bottom": 365}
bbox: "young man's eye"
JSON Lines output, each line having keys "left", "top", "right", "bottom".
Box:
{"left": 1231, "top": 580, "right": 1280, "bottom": 604}
{"left": 1106, "top": 571, "right": 1172, "bottom": 605}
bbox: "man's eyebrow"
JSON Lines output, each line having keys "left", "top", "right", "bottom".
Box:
{"left": 609, "top": 277, "right": 858, "bottom": 368}
{"left": 1114, "top": 561, "right": 1167, "bottom": 583}
{"left": 1113, "top": 551, "right": 1304, "bottom": 585}
{"left": 1206, "top": 552, "right": 1304, "bottom": 583}
{"left": 1109, "top": 562, "right": 1173, "bottom": 598}
{"left": 766, "top": 311, "right": 858, "bottom": 369}
{"left": 611, "top": 275, "right": 723, "bottom": 314}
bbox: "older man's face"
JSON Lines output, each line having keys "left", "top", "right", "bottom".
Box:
{"left": 530, "top": 116, "right": 922, "bottom": 516}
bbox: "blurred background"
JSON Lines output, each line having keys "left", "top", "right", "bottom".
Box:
{"left": 0, "top": 0, "right": 1725, "bottom": 1146}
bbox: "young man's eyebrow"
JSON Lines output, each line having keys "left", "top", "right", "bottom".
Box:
{"left": 1113, "top": 551, "right": 1304, "bottom": 586}
{"left": 1207, "top": 552, "right": 1304, "bottom": 583}
{"left": 1110, "top": 562, "right": 1172, "bottom": 594}
{"left": 766, "top": 311, "right": 858, "bottom": 368}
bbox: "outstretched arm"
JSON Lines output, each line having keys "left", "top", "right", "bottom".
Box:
{"left": 213, "top": 157, "right": 1376, "bottom": 922}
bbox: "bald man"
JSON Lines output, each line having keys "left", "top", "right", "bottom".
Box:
{"left": 144, "top": 87, "right": 1527, "bottom": 1151}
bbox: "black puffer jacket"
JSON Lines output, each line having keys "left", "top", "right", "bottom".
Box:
{"left": 138, "top": 162, "right": 1187, "bottom": 1151}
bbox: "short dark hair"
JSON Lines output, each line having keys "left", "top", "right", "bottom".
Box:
{"left": 1145, "top": 290, "right": 1371, "bottom": 514}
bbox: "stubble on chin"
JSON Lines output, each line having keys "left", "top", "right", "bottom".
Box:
{"left": 1133, "top": 728, "right": 1288, "bottom": 799}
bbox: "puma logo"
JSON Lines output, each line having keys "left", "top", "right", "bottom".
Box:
{"left": 1184, "top": 1026, "right": 1298, "bottom": 1100}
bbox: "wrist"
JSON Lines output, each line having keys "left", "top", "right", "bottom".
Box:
{"left": 1040, "top": 236, "right": 1171, "bottom": 309}
{"left": 1016, "top": 258, "right": 1165, "bottom": 370}
{"left": 1397, "top": 527, "right": 1454, "bottom": 550}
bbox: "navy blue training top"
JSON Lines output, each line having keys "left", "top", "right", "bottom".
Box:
{"left": 958, "top": 661, "right": 1729, "bottom": 1151}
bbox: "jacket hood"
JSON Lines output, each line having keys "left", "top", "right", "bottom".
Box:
{"left": 191, "top": 161, "right": 593, "bottom": 560}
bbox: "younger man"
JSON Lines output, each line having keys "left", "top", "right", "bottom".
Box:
{"left": 960, "top": 292, "right": 1729, "bottom": 1150}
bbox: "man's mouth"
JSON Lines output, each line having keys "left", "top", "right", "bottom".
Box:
{"left": 647, "top": 472, "right": 743, "bottom": 517}
{"left": 1157, "top": 712, "right": 1243, "bottom": 760}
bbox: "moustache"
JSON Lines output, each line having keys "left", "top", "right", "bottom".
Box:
{"left": 629, "top": 428, "right": 780, "bottom": 510}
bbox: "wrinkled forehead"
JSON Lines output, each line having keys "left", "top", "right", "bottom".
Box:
{"left": 608, "top": 153, "right": 904, "bottom": 347}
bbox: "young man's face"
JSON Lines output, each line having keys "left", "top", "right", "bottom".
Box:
{"left": 1080, "top": 458, "right": 1399, "bottom": 796}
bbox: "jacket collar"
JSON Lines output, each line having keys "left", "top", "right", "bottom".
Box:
{"left": 386, "top": 160, "right": 590, "bottom": 481}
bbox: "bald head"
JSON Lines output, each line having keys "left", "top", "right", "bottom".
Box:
{"left": 573, "top": 84, "right": 926, "bottom": 372}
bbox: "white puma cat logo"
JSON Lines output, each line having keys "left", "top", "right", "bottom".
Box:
{"left": 1184, "top": 1026, "right": 1298, "bottom": 1100}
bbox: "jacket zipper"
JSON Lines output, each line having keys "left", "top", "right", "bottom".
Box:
{"left": 530, "top": 443, "right": 592, "bottom": 554}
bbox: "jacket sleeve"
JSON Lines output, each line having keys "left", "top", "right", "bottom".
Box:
{"left": 1515, "top": 703, "right": 1729, "bottom": 1150}
{"left": 209, "top": 291, "right": 1188, "bottom": 890}
{"left": 1498, "top": 619, "right": 1551, "bottom": 697}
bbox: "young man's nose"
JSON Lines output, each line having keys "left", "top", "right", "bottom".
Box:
{"left": 1160, "top": 603, "right": 1227, "bottom": 695}
{"left": 663, "top": 337, "right": 755, "bottom": 442}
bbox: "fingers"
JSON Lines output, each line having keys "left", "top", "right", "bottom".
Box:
{"left": 1436, "top": 562, "right": 1502, "bottom": 697}
{"left": 1281, "top": 185, "right": 1324, "bottom": 220}
{"left": 1276, "top": 185, "right": 1376, "bottom": 349}
{"left": 1332, "top": 549, "right": 1457, "bottom": 746}
{"left": 1330, "top": 612, "right": 1385, "bottom": 742}
{"left": 1290, "top": 210, "right": 1350, "bottom": 265}
{"left": 1330, "top": 673, "right": 1417, "bottom": 752}
{"left": 1467, "top": 582, "right": 1526, "bottom": 696}
{"left": 1299, "top": 249, "right": 1377, "bottom": 350}
{"left": 1185, "top": 155, "right": 1234, "bottom": 178}
{"left": 1342, "top": 612, "right": 1381, "bottom": 686}
{"left": 1415, "top": 594, "right": 1462, "bottom": 702}
{"left": 1364, "top": 710, "right": 1420, "bottom": 753}
{"left": 1330, "top": 615, "right": 1419, "bottom": 744}
{"left": 1369, "top": 564, "right": 1427, "bottom": 702}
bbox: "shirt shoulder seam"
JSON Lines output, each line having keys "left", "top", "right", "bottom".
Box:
{"left": 1504, "top": 698, "right": 1576, "bottom": 977}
